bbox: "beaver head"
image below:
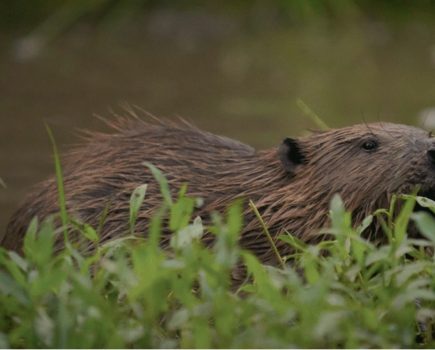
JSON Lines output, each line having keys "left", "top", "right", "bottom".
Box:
{"left": 251, "top": 122, "right": 435, "bottom": 255}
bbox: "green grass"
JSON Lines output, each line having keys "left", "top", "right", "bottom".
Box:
{"left": 2, "top": 130, "right": 435, "bottom": 348}
{"left": 2, "top": 165, "right": 435, "bottom": 347}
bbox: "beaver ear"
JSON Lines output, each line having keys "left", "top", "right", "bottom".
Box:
{"left": 279, "top": 137, "right": 306, "bottom": 173}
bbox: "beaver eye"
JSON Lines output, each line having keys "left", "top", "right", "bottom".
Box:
{"left": 361, "top": 139, "right": 379, "bottom": 152}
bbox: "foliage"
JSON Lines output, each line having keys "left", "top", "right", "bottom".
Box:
{"left": 2, "top": 0, "right": 435, "bottom": 32}
{"left": 1, "top": 168, "right": 435, "bottom": 348}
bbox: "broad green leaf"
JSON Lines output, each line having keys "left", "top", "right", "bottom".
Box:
{"left": 129, "top": 184, "right": 148, "bottom": 234}
{"left": 8, "top": 251, "right": 28, "bottom": 272}
{"left": 0, "top": 271, "right": 29, "bottom": 305}
{"left": 227, "top": 199, "right": 243, "bottom": 242}
{"left": 395, "top": 262, "right": 429, "bottom": 286}
{"left": 170, "top": 216, "right": 204, "bottom": 250}
{"left": 394, "top": 194, "right": 416, "bottom": 244}
{"left": 143, "top": 162, "right": 173, "bottom": 206}
{"left": 242, "top": 252, "right": 271, "bottom": 294}
{"left": 356, "top": 215, "right": 373, "bottom": 235}
{"left": 82, "top": 223, "right": 99, "bottom": 242}
{"left": 279, "top": 232, "right": 307, "bottom": 252}
{"left": 23, "top": 216, "right": 39, "bottom": 254}
{"left": 415, "top": 196, "right": 435, "bottom": 214}
{"left": 24, "top": 217, "right": 55, "bottom": 267}
{"left": 412, "top": 212, "right": 435, "bottom": 244}
{"left": 329, "top": 194, "right": 352, "bottom": 236}
{"left": 351, "top": 237, "right": 366, "bottom": 266}
{"left": 170, "top": 196, "right": 195, "bottom": 232}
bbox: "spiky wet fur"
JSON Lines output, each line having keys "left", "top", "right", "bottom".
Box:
{"left": 4, "top": 115, "right": 435, "bottom": 265}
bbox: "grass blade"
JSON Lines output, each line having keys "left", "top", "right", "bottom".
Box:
{"left": 249, "top": 200, "right": 285, "bottom": 268}
{"left": 296, "top": 98, "right": 329, "bottom": 130}
{"left": 45, "top": 124, "right": 68, "bottom": 242}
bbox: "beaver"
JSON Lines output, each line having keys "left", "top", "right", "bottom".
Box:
{"left": 3, "top": 117, "right": 435, "bottom": 264}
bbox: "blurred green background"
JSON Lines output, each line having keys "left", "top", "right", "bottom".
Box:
{"left": 1, "top": 0, "right": 435, "bottom": 231}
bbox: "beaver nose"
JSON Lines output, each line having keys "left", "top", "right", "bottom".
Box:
{"left": 428, "top": 148, "right": 435, "bottom": 164}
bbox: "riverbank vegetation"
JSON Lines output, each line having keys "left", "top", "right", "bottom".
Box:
{"left": 1, "top": 166, "right": 435, "bottom": 348}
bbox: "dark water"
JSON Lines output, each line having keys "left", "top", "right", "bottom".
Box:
{"left": 1, "top": 13, "right": 435, "bottom": 235}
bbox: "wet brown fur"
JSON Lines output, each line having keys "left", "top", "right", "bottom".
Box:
{"left": 3, "top": 115, "right": 435, "bottom": 265}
